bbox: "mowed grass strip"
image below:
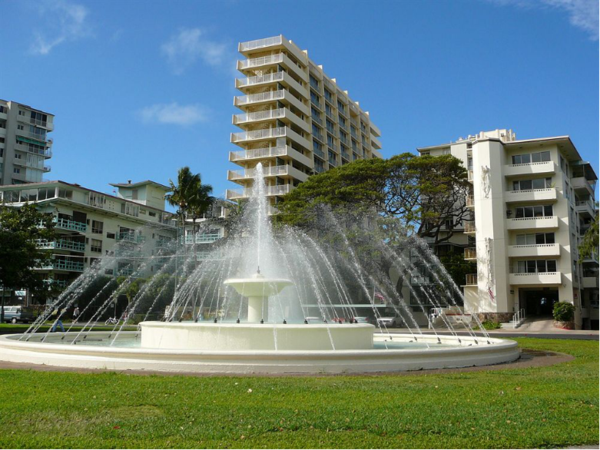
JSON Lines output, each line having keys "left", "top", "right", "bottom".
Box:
{"left": 0, "top": 337, "right": 597, "bottom": 449}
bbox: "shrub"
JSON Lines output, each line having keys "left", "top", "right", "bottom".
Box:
{"left": 479, "top": 320, "right": 502, "bottom": 330}
{"left": 553, "top": 301, "right": 575, "bottom": 322}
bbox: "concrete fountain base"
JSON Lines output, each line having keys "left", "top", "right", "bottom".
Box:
{"left": 140, "top": 321, "right": 375, "bottom": 351}
{"left": 0, "top": 332, "right": 519, "bottom": 374}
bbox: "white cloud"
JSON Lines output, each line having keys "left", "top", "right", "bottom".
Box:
{"left": 161, "top": 28, "right": 228, "bottom": 74}
{"left": 489, "top": 0, "right": 598, "bottom": 40}
{"left": 138, "top": 103, "right": 210, "bottom": 127}
{"left": 30, "top": 0, "right": 91, "bottom": 55}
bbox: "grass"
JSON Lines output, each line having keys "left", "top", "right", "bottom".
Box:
{"left": 0, "top": 337, "right": 597, "bottom": 449}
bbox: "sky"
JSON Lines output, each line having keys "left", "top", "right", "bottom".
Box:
{"left": 1, "top": 0, "right": 598, "bottom": 206}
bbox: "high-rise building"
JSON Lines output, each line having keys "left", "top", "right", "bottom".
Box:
{"left": 417, "top": 129, "right": 599, "bottom": 329}
{"left": 227, "top": 35, "right": 382, "bottom": 209}
{"left": 0, "top": 100, "right": 53, "bottom": 186}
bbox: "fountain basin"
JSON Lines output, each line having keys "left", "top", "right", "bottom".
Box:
{"left": 0, "top": 332, "right": 520, "bottom": 374}
{"left": 140, "top": 321, "right": 375, "bottom": 351}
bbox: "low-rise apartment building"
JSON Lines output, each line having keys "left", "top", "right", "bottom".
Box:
{"left": 0, "top": 99, "right": 54, "bottom": 186}
{"left": 227, "top": 35, "right": 382, "bottom": 210}
{"left": 418, "top": 129, "right": 598, "bottom": 329}
{"left": 0, "top": 180, "right": 177, "bottom": 304}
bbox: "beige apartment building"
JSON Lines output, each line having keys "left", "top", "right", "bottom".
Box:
{"left": 0, "top": 100, "right": 53, "bottom": 186}
{"left": 418, "top": 129, "right": 599, "bottom": 329}
{"left": 0, "top": 180, "right": 177, "bottom": 304}
{"left": 227, "top": 35, "right": 382, "bottom": 208}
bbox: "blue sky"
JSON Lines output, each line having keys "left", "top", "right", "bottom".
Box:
{"left": 1, "top": 0, "right": 598, "bottom": 204}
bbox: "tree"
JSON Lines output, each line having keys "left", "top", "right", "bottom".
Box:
{"left": 0, "top": 204, "right": 56, "bottom": 321}
{"left": 278, "top": 153, "right": 470, "bottom": 244}
{"left": 579, "top": 216, "right": 600, "bottom": 259}
{"left": 165, "top": 167, "right": 202, "bottom": 228}
{"left": 187, "top": 175, "right": 214, "bottom": 266}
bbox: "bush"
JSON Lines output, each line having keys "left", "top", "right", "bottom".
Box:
{"left": 479, "top": 320, "right": 502, "bottom": 330}
{"left": 553, "top": 301, "right": 575, "bottom": 322}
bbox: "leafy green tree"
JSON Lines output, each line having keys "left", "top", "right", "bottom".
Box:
{"left": 278, "top": 153, "right": 470, "bottom": 245}
{"left": 187, "top": 175, "right": 214, "bottom": 266}
{"left": 0, "top": 204, "right": 56, "bottom": 321}
{"left": 579, "top": 210, "right": 598, "bottom": 260}
{"left": 165, "top": 167, "right": 202, "bottom": 228}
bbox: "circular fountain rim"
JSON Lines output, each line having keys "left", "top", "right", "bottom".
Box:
{"left": 0, "top": 332, "right": 520, "bottom": 374}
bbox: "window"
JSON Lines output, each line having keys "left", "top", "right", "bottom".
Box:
{"left": 310, "top": 91, "right": 320, "bottom": 107}
{"left": 325, "top": 103, "right": 333, "bottom": 117}
{"left": 57, "top": 189, "right": 73, "bottom": 199}
{"left": 90, "top": 239, "right": 102, "bottom": 253}
{"left": 513, "top": 178, "right": 552, "bottom": 191}
{"left": 516, "top": 260, "right": 558, "bottom": 273}
{"left": 326, "top": 119, "right": 335, "bottom": 133}
{"left": 516, "top": 233, "right": 555, "bottom": 245}
{"left": 327, "top": 134, "right": 334, "bottom": 148}
{"left": 337, "top": 100, "right": 345, "bottom": 112}
{"left": 309, "top": 74, "right": 319, "bottom": 89}
{"left": 91, "top": 220, "right": 103, "bottom": 234}
{"left": 17, "top": 124, "right": 24, "bottom": 130}
{"left": 515, "top": 205, "right": 553, "bottom": 218}
{"left": 324, "top": 89, "right": 333, "bottom": 102}
{"left": 106, "top": 232, "right": 116, "bottom": 239}
{"left": 512, "top": 151, "right": 551, "bottom": 165}
{"left": 13, "top": 168, "right": 20, "bottom": 174}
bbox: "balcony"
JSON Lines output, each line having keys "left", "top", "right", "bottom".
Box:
{"left": 464, "top": 221, "right": 476, "bottom": 234}
{"left": 116, "top": 232, "right": 145, "bottom": 243}
{"left": 231, "top": 127, "right": 286, "bottom": 143}
{"left": 226, "top": 184, "right": 292, "bottom": 200}
{"left": 572, "top": 177, "right": 595, "bottom": 196}
{"left": 183, "top": 233, "right": 222, "bottom": 244}
{"left": 464, "top": 248, "right": 477, "bottom": 260}
{"left": 234, "top": 89, "right": 309, "bottom": 116}
{"left": 507, "top": 243, "right": 560, "bottom": 258}
{"left": 370, "top": 134, "right": 382, "bottom": 150}
{"left": 228, "top": 145, "right": 312, "bottom": 168}
{"left": 233, "top": 108, "right": 285, "bottom": 125}
{"left": 54, "top": 218, "right": 87, "bottom": 233}
{"left": 235, "top": 71, "right": 307, "bottom": 98}
{"left": 37, "top": 239, "right": 86, "bottom": 252}
{"left": 505, "top": 188, "right": 557, "bottom": 203}
{"left": 238, "top": 36, "right": 283, "bottom": 52}
{"left": 504, "top": 161, "right": 556, "bottom": 177}
{"left": 465, "top": 274, "right": 477, "bottom": 286}
{"left": 237, "top": 53, "right": 306, "bottom": 80}
{"left": 507, "top": 216, "right": 559, "bottom": 231}
{"left": 40, "top": 260, "right": 85, "bottom": 273}
{"left": 228, "top": 165, "right": 308, "bottom": 183}
{"left": 43, "top": 165, "right": 51, "bottom": 172}
{"left": 508, "top": 272, "right": 562, "bottom": 285}
{"left": 466, "top": 195, "right": 474, "bottom": 208}
{"left": 576, "top": 200, "right": 596, "bottom": 218}
{"left": 582, "top": 276, "right": 598, "bottom": 289}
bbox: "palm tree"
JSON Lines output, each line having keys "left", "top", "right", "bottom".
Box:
{"left": 165, "top": 167, "right": 201, "bottom": 230}
{"left": 188, "top": 177, "right": 214, "bottom": 267}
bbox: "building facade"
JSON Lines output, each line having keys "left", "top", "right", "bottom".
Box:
{"left": 418, "top": 129, "right": 598, "bottom": 329}
{"left": 0, "top": 100, "right": 53, "bottom": 186}
{"left": 0, "top": 180, "right": 177, "bottom": 304}
{"left": 227, "top": 35, "right": 382, "bottom": 209}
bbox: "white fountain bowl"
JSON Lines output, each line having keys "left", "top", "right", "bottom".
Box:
{"left": 0, "top": 331, "right": 520, "bottom": 374}
{"left": 223, "top": 277, "right": 293, "bottom": 298}
{"left": 139, "top": 321, "right": 375, "bottom": 351}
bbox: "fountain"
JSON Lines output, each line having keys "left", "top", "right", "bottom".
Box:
{"left": 0, "top": 163, "right": 519, "bottom": 373}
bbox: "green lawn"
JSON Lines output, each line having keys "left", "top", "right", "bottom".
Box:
{"left": 0, "top": 337, "right": 597, "bottom": 449}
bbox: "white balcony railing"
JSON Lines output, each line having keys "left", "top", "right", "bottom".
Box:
{"left": 505, "top": 188, "right": 557, "bottom": 203}
{"left": 509, "top": 272, "right": 562, "bottom": 285}
{"left": 234, "top": 90, "right": 285, "bottom": 106}
{"left": 236, "top": 72, "right": 284, "bottom": 88}
{"left": 230, "top": 127, "right": 286, "bottom": 143}
{"left": 229, "top": 146, "right": 287, "bottom": 161}
{"left": 226, "top": 184, "right": 292, "bottom": 200}
{"left": 507, "top": 216, "right": 559, "bottom": 230}
{"left": 507, "top": 243, "right": 560, "bottom": 258}
{"left": 233, "top": 108, "right": 285, "bottom": 124}
{"left": 239, "top": 36, "right": 283, "bottom": 52}
{"left": 238, "top": 53, "right": 284, "bottom": 70}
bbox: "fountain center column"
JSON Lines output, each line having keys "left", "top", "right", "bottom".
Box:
{"left": 247, "top": 295, "right": 267, "bottom": 322}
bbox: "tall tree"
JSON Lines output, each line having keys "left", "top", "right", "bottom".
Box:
{"left": 165, "top": 167, "right": 201, "bottom": 228}
{"left": 278, "top": 153, "right": 470, "bottom": 245}
{"left": 0, "top": 204, "right": 56, "bottom": 321}
{"left": 187, "top": 176, "right": 214, "bottom": 266}
{"left": 579, "top": 210, "right": 599, "bottom": 260}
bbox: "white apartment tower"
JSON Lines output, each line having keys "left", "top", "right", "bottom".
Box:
{"left": 227, "top": 35, "right": 382, "bottom": 207}
{"left": 418, "top": 130, "right": 598, "bottom": 329}
{"left": 0, "top": 100, "right": 53, "bottom": 185}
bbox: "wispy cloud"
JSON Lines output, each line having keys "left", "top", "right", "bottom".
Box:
{"left": 30, "top": 0, "right": 91, "bottom": 55}
{"left": 490, "top": 0, "right": 598, "bottom": 40}
{"left": 137, "top": 103, "right": 210, "bottom": 127}
{"left": 161, "top": 28, "right": 229, "bottom": 74}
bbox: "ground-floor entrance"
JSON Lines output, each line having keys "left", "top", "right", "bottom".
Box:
{"left": 519, "top": 288, "right": 559, "bottom": 317}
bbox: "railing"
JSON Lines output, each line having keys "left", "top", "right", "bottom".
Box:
{"left": 465, "top": 274, "right": 477, "bottom": 285}
{"left": 236, "top": 72, "right": 284, "bottom": 87}
{"left": 116, "top": 232, "right": 145, "bottom": 243}
{"left": 43, "top": 165, "right": 51, "bottom": 172}
{"left": 234, "top": 90, "right": 284, "bottom": 106}
{"left": 508, "top": 187, "right": 555, "bottom": 195}
{"left": 226, "top": 184, "right": 291, "bottom": 199}
{"left": 464, "top": 247, "right": 477, "bottom": 259}
{"left": 341, "top": 151, "right": 350, "bottom": 160}
{"left": 464, "top": 221, "right": 476, "bottom": 233}
{"left": 311, "top": 97, "right": 322, "bottom": 109}
{"left": 233, "top": 108, "right": 285, "bottom": 124}
{"left": 231, "top": 165, "right": 289, "bottom": 179}
{"left": 231, "top": 127, "right": 286, "bottom": 142}
{"left": 54, "top": 218, "right": 87, "bottom": 233}
{"left": 41, "top": 260, "right": 85, "bottom": 272}
{"left": 311, "top": 114, "right": 322, "bottom": 126}
{"left": 511, "top": 309, "right": 526, "bottom": 329}
{"left": 238, "top": 53, "right": 284, "bottom": 70}
{"left": 509, "top": 216, "right": 555, "bottom": 222}
{"left": 29, "top": 117, "right": 48, "bottom": 128}
{"left": 313, "top": 147, "right": 325, "bottom": 159}
{"left": 183, "top": 233, "right": 222, "bottom": 244}
{"left": 509, "top": 161, "right": 553, "bottom": 168}
{"left": 329, "top": 159, "right": 337, "bottom": 167}
{"left": 239, "top": 36, "right": 283, "bottom": 52}
{"left": 37, "top": 239, "right": 85, "bottom": 252}
{"left": 229, "top": 146, "right": 287, "bottom": 161}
